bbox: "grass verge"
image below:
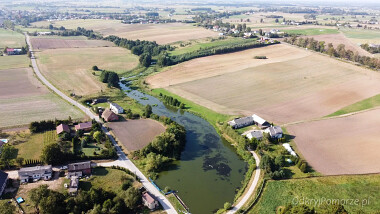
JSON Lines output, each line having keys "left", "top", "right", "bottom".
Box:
{"left": 327, "top": 93, "right": 380, "bottom": 117}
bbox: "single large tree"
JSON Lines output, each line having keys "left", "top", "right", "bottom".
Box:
{"left": 40, "top": 143, "right": 64, "bottom": 165}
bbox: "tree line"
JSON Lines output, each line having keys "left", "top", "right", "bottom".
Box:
{"left": 284, "top": 36, "right": 380, "bottom": 70}
{"left": 158, "top": 93, "right": 185, "bottom": 109}
{"left": 158, "top": 41, "right": 279, "bottom": 67}
{"left": 360, "top": 43, "right": 380, "bottom": 54}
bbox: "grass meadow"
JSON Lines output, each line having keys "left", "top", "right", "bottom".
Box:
{"left": 283, "top": 28, "right": 339, "bottom": 36}
{"left": 0, "top": 28, "right": 26, "bottom": 49}
{"left": 250, "top": 174, "right": 380, "bottom": 214}
{"left": 327, "top": 93, "right": 380, "bottom": 117}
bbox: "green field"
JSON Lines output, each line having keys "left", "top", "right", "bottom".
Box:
{"left": 0, "top": 28, "right": 26, "bottom": 49}
{"left": 82, "top": 142, "right": 105, "bottom": 156}
{"left": 340, "top": 29, "right": 380, "bottom": 40}
{"left": 151, "top": 88, "right": 232, "bottom": 127}
{"left": 79, "top": 167, "right": 140, "bottom": 194}
{"left": 169, "top": 38, "right": 257, "bottom": 56}
{"left": 250, "top": 174, "right": 380, "bottom": 214}
{"left": 327, "top": 93, "right": 380, "bottom": 117}
{"left": 15, "top": 26, "right": 54, "bottom": 33}
{"left": 283, "top": 28, "right": 339, "bottom": 36}
{"left": 0, "top": 55, "right": 29, "bottom": 70}
{"left": 13, "top": 132, "right": 44, "bottom": 160}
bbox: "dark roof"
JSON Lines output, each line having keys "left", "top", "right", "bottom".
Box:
{"left": 248, "top": 131, "right": 263, "bottom": 139}
{"left": 269, "top": 126, "right": 283, "bottom": 136}
{"left": 0, "top": 170, "right": 8, "bottom": 187}
{"left": 68, "top": 161, "right": 91, "bottom": 172}
{"left": 234, "top": 116, "right": 254, "bottom": 125}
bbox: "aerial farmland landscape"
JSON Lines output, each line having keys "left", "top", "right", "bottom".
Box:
{"left": 0, "top": 0, "right": 379, "bottom": 214}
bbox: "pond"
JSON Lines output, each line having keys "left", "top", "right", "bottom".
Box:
{"left": 120, "top": 81, "right": 247, "bottom": 214}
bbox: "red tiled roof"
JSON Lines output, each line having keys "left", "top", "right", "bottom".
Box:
{"left": 6, "top": 48, "right": 14, "bottom": 52}
{"left": 56, "top": 124, "right": 70, "bottom": 134}
{"left": 75, "top": 122, "right": 92, "bottom": 130}
{"left": 142, "top": 192, "right": 156, "bottom": 204}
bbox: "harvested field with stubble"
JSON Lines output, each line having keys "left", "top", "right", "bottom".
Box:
{"left": 33, "top": 19, "right": 218, "bottom": 44}
{"left": 108, "top": 119, "right": 166, "bottom": 151}
{"left": 147, "top": 44, "right": 380, "bottom": 124}
{"left": 31, "top": 37, "right": 114, "bottom": 50}
{"left": 287, "top": 108, "right": 380, "bottom": 175}
{"left": 36, "top": 47, "right": 138, "bottom": 96}
{"left": 0, "top": 68, "right": 84, "bottom": 128}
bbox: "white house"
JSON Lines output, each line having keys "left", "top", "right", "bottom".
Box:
{"left": 110, "top": 102, "right": 124, "bottom": 114}
{"left": 246, "top": 130, "right": 263, "bottom": 141}
{"left": 283, "top": 143, "right": 297, "bottom": 157}
{"left": 265, "top": 126, "right": 283, "bottom": 139}
{"left": 18, "top": 165, "right": 52, "bottom": 183}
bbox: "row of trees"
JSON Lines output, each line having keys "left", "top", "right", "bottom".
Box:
{"left": 104, "top": 35, "right": 172, "bottom": 57}
{"left": 360, "top": 43, "right": 380, "bottom": 54}
{"left": 158, "top": 93, "right": 185, "bottom": 109}
{"left": 158, "top": 41, "right": 278, "bottom": 67}
{"left": 27, "top": 176, "right": 142, "bottom": 214}
{"left": 284, "top": 36, "right": 380, "bottom": 70}
{"left": 29, "top": 117, "right": 73, "bottom": 133}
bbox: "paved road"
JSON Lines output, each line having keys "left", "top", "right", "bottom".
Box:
{"left": 25, "top": 34, "right": 177, "bottom": 214}
{"left": 227, "top": 150, "right": 261, "bottom": 214}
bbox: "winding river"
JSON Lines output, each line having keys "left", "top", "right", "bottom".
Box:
{"left": 120, "top": 81, "right": 247, "bottom": 213}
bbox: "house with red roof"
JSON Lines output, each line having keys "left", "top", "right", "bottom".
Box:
{"left": 56, "top": 124, "right": 70, "bottom": 135}
{"left": 74, "top": 122, "right": 92, "bottom": 132}
{"left": 142, "top": 191, "right": 159, "bottom": 210}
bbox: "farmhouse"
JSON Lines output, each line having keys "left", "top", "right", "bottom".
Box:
{"left": 266, "top": 126, "right": 283, "bottom": 139}
{"left": 0, "top": 170, "right": 8, "bottom": 197}
{"left": 246, "top": 130, "right": 263, "bottom": 141}
{"left": 6, "top": 48, "right": 22, "bottom": 55}
{"left": 68, "top": 176, "right": 79, "bottom": 195}
{"left": 102, "top": 108, "right": 119, "bottom": 122}
{"left": 18, "top": 165, "right": 52, "bottom": 183}
{"left": 142, "top": 191, "right": 159, "bottom": 210}
{"left": 56, "top": 123, "right": 70, "bottom": 135}
{"left": 75, "top": 122, "right": 92, "bottom": 132}
{"left": 252, "top": 114, "right": 270, "bottom": 129}
{"left": 228, "top": 116, "right": 254, "bottom": 129}
{"left": 110, "top": 102, "right": 124, "bottom": 114}
{"left": 68, "top": 161, "right": 92, "bottom": 178}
